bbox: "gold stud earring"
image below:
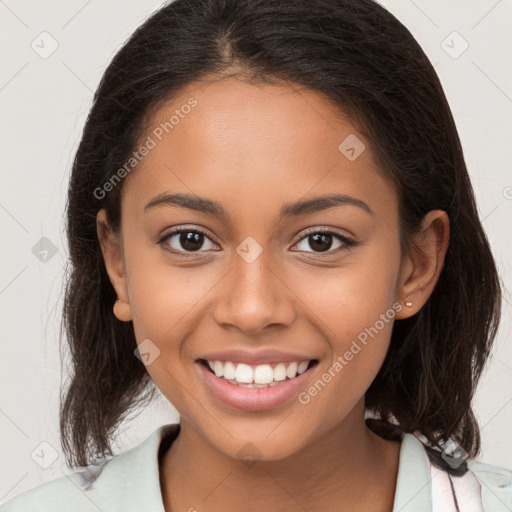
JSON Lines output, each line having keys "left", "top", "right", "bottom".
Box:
{"left": 405, "top": 301, "right": 413, "bottom": 307}
{"left": 113, "top": 297, "right": 132, "bottom": 321}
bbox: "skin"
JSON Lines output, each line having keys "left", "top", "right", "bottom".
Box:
{"left": 97, "top": 76, "right": 449, "bottom": 512}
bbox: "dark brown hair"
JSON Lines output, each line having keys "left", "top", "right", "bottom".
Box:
{"left": 60, "top": 0, "right": 501, "bottom": 474}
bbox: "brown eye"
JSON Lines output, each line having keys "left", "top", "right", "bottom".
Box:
{"left": 306, "top": 233, "right": 334, "bottom": 252}
{"left": 294, "top": 230, "right": 356, "bottom": 254}
{"left": 160, "top": 228, "right": 219, "bottom": 253}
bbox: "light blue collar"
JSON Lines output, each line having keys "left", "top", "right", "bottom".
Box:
{"left": 392, "top": 432, "right": 433, "bottom": 511}
{"left": 91, "top": 425, "right": 432, "bottom": 511}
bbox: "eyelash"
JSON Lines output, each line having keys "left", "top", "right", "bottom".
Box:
{"left": 157, "top": 226, "right": 357, "bottom": 257}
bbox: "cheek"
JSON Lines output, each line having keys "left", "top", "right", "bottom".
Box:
{"left": 124, "top": 254, "right": 212, "bottom": 407}
{"left": 291, "top": 282, "right": 398, "bottom": 431}
{"left": 289, "top": 246, "right": 401, "bottom": 393}
{"left": 291, "top": 245, "right": 400, "bottom": 339}
{"left": 123, "top": 234, "right": 215, "bottom": 343}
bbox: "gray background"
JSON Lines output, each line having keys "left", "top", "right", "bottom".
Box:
{"left": 1, "top": 0, "right": 511, "bottom": 503}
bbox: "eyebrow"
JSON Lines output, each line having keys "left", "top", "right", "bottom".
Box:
{"left": 144, "top": 192, "right": 374, "bottom": 218}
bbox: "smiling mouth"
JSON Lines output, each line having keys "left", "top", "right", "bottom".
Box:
{"left": 197, "top": 358, "right": 319, "bottom": 388}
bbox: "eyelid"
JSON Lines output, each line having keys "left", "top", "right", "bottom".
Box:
{"left": 295, "top": 226, "right": 355, "bottom": 242}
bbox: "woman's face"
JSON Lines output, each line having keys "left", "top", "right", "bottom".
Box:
{"left": 99, "top": 77, "right": 417, "bottom": 460}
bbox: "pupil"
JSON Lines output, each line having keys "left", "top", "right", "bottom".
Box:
{"left": 181, "top": 231, "right": 203, "bottom": 251}
{"left": 309, "top": 233, "right": 332, "bottom": 252}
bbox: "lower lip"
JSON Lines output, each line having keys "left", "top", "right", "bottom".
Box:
{"left": 195, "top": 361, "right": 318, "bottom": 412}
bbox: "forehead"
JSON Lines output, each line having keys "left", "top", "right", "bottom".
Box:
{"left": 122, "top": 77, "right": 397, "bottom": 223}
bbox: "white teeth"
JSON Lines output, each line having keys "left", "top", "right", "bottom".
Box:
{"left": 297, "top": 361, "right": 309, "bottom": 374}
{"left": 273, "top": 363, "right": 287, "bottom": 381}
{"left": 286, "top": 362, "right": 298, "bottom": 379}
{"left": 254, "top": 364, "right": 274, "bottom": 384}
{"left": 235, "top": 363, "right": 253, "bottom": 383}
{"left": 204, "top": 359, "right": 313, "bottom": 386}
{"left": 223, "top": 361, "right": 236, "bottom": 380}
{"left": 212, "top": 360, "right": 224, "bottom": 377}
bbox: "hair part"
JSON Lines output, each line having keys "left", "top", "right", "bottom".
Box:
{"left": 60, "top": 0, "right": 501, "bottom": 473}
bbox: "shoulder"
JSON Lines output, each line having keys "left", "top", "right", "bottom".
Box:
{"left": 467, "top": 459, "right": 512, "bottom": 511}
{"left": 0, "top": 463, "right": 110, "bottom": 512}
{"left": 398, "top": 432, "right": 512, "bottom": 511}
{"left": 0, "top": 424, "right": 179, "bottom": 512}
{"left": 428, "top": 458, "right": 512, "bottom": 512}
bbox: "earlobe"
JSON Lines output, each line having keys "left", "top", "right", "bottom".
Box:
{"left": 395, "top": 210, "right": 450, "bottom": 319}
{"left": 113, "top": 298, "right": 133, "bottom": 322}
{"left": 96, "top": 209, "right": 133, "bottom": 322}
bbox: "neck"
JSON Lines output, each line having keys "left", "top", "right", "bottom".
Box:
{"left": 160, "top": 403, "right": 401, "bottom": 512}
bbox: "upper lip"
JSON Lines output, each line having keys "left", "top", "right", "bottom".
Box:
{"left": 196, "top": 348, "right": 318, "bottom": 366}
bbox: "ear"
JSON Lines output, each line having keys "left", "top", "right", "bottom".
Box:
{"left": 395, "top": 210, "right": 450, "bottom": 319}
{"left": 96, "top": 209, "right": 132, "bottom": 322}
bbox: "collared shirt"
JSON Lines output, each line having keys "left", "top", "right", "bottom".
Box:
{"left": 1, "top": 424, "right": 511, "bottom": 511}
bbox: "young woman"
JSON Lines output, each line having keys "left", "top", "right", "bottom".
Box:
{"left": 2, "top": 0, "right": 511, "bottom": 511}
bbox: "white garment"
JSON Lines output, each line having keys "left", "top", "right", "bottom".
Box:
{"left": 431, "top": 463, "right": 482, "bottom": 511}
{"left": 1, "top": 424, "right": 511, "bottom": 511}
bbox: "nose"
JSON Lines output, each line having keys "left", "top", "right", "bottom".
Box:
{"left": 212, "top": 250, "right": 296, "bottom": 335}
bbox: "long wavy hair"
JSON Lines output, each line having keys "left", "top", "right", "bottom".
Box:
{"left": 60, "top": 0, "right": 501, "bottom": 474}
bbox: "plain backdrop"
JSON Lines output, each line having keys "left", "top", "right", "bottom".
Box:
{"left": 0, "top": 0, "right": 511, "bottom": 503}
